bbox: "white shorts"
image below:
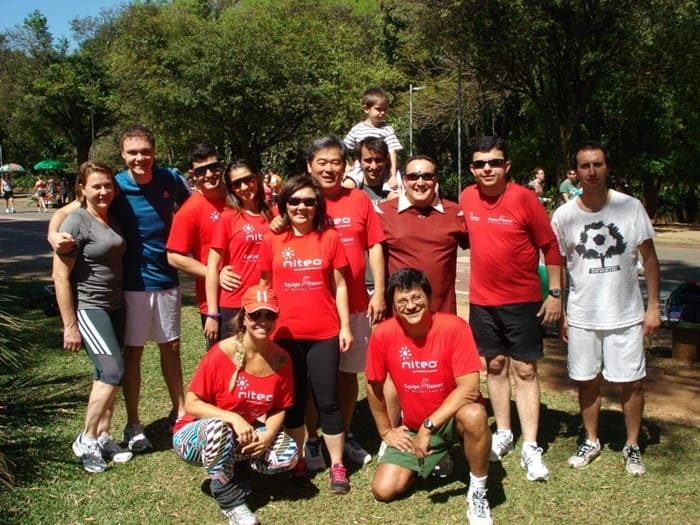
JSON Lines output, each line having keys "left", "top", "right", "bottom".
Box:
{"left": 567, "top": 323, "right": 646, "bottom": 383}
{"left": 339, "top": 312, "right": 371, "bottom": 374}
{"left": 124, "top": 287, "right": 181, "bottom": 347}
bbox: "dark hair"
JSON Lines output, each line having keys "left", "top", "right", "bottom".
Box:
{"left": 306, "top": 136, "right": 348, "bottom": 164}
{"left": 188, "top": 143, "right": 220, "bottom": 169}
{"left": 387, "top": 268, "right": 432, "bottom": 304}
{"left": 471, "top": 136, "right": 508, "bottom": 161}
{"left": 357, "top": 136, "right": 389, "bottom": 159}
{"left": 362, "top": 87, "right": 389, "bottom": 107}
{"left": 404, "top": 155, "right": 438, "bottom": 175}
{"left": 277, "top": 175, "right": 327, "bottom": 233}
{"left": 76, "top": 161, "right": 116, "bottom": 205}
{"left": 119, "top": 125, "right": 155, "bottom": 151}
{"left": 532, "top": 167, "right": 545, "bottom": 177}
{"left": 225, "top": 159, "right": 273, "bottom": 221}
{"left": 573, "top": 140, "right": 611, "bottom": 169}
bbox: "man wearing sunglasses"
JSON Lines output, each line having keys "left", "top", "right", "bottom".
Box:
{"left": 378, "top": 155, "right": 468, "bottom": 315}
{"left": 302, "top": 135, "right": 387, "bottom": 471}
{"left": 459, "top": 136, "right": 562, "bottom": 482}
{"left": 166, "top": 144, "right": 229, "bottom": 348}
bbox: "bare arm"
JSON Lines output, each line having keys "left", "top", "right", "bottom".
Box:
{"left": 167, "top": 251, "right": 207, "bottom": 279}
{"left": 333, "top": 268, "right": 353, "bottom": 352}
{"left": 639, "top": 239, "right": 661, "bottom": 336}
{"left": 367, "top": 243, "right": 386, "bottom": 324}
{"left": 366, "top": 378, "right": 413, "bottom": 453}
{"left": 52, "top": 253, "right": 81, "bottom": 352}
{"left": 204, "top": 248, "right": 224, "bottom": 341}
{"left": 47, "top": 200, "right": 80, "bottom": 252}
{"left": 537, "top": 263, "right": 563, "bottom": 325}
{"left": 557, "top": 256, "right": 569, "bottom": 342}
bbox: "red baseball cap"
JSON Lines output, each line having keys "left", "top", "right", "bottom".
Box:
{"left": 242, "top": 285, "right": 280, "bottom": 314}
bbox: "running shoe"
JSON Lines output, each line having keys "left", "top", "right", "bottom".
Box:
{"left": 623, "top": 444, "right": 645, "bottom": 476}
{"left": 567, "top": 439, "right": 601, "bottom": 469}
{"left": 466, "top": 486, "right": 493, "bottom": 525}
{"left": 98, "top": 435, "right": 133, "bottom": 463}
{"left": 221, "top": 503, "right": 260, "bottom": 525}
{"left": 72, "top": 433, "right": 108, "bottom": 474}
{"left": 489, "top": 430, "right": 514, "bottom": 462}
{"left": 344, "top": 433, "right": 371, "bottom": 465}
{"left": 123, "top": 423, "right": 153, "bottom": 453}
{"left": 520, "top": 445, "right": 549, "bottom": 481}
{"left": 304, "top": 438, "right": 326, "bottom": 471}
{"left": 329, "top": 463, "right": 351, "bottom": 494}
{"left": 289, "top": 458, "right": 312, "bottom": 488}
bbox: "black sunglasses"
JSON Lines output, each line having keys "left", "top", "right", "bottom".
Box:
{"left": 287, "top": 197, "right": 317, "bottom": 207}
{"left": 404, "top": 172, "right": 437, "bottom": 182}
{"left": 247, "top": 310, "right": 279, "bottom": 322}
{"left": 471, "top": 158, "right": 507, "bottom": 169}
{"left": 230, "top": 174, "right": 256, "bottom": 188}
{"left": 191, "top": 161, "right": 223, "bottom": 177}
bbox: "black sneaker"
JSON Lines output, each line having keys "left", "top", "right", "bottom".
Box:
{"left": 123, "top": 423, "right": 153, "bottom": 453}
{"left": 99, "top": 435, "right": 133, "bottom": 463}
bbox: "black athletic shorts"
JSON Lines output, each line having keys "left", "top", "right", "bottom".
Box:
{"left": 469, "top": 302, "right": 544, "bottom": 362}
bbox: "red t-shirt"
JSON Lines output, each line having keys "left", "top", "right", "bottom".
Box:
{"left": 174, "top": 343, "right": 294, "bottom": 433}
{"left": 325, "top": 188, "right": 385, "bottom": 314}
{"left": 459, "top": 182, "right": 559, "bottom": 306}
{"left": 166, "top": 192, "right": 228, "bottom": 312}
{"left": 365, "top": 312, "right": 482, "bottom": 431}
{"left": 378, "top": 199, "right": 467, "bottom": 314}
{"left": 258, "top": 228, "right": 348, "bottom": 340}
{"left": 210, "top": 210, "right": 271, "bottom": 308}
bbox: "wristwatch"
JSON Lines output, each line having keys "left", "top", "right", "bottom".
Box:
{"left": 423, "top": 418, "right": 437, "bottom": 433}
{"left": 548, "top": 288, "right": 562, "bottom": 298}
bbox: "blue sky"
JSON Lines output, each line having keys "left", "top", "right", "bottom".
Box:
{"left": 0, "top": 0, "right": 127, "bottom": 44}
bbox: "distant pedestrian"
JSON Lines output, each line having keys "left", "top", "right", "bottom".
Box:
{"left": 2, "top": 174, "right": 15, "bottom": 213}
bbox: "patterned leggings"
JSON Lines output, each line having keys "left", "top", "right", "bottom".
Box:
{"left": 173, "top": 418, "right": 298, "bottom": 510}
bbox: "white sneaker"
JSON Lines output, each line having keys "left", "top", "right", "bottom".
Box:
{"left": 520, "top": 445, "right": 549, "bottom": 481}
{"left": 344, "top": 433, "right": 371, "bottom": 465}
{"left": 568, "top": 439, "right": 601, "bottom": 469}
{"left": 466, "top": 487, "right": 493, "bottom": 525}
{"left": 489, "top": 430, "right": 514, "bottom": 462}
{"left": 222, "top": 503, "right": 260, "bottom": 525}
{"left": 72, "top": 433, "right": 108, "bottom": 473}
{"left": 304, "top": 438, "right": 326, "bottom": 471}
{"left": 623, "top": 444, "right": 645, "bottom": 476}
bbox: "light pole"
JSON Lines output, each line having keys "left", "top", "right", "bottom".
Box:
{"left": 408, "top": 84, "right": 425, "bottom": 156}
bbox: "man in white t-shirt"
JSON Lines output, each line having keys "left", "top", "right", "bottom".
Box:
{"left": 551, "top": 141, "right": 661, "bottom": 476}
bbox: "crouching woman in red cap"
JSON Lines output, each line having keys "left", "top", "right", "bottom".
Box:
{"left": 173, "top": 285, "right": 298, "bottom": 525}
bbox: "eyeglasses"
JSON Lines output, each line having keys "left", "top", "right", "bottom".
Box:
{"left": 230, "top": 175, "right": 256, "bottom": 188}
{"left": 471, "top": 159, "right": 507, "bottom": 169}
{"left": 191, "top": 161, "right": 223, "bottom": 177}
{"left": 404, "top": 172, "right": 437, "bottom": 182}
{"left": 395, "top": 294, "right": 427, "bottom": 309}
{"left": 246, "top": 310, "right": 279, "bottom": 322}
{"left": 287, "top": 197, "right": 317, "bottom": 207}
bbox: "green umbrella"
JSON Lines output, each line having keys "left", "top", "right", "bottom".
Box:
{"left": 33, "top": 159, "right": 69, "bottom": 171}
{"left": 0, "top": 163, "right": 26, "bottom": 173}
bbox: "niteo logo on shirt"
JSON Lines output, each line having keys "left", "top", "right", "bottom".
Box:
{"left": 281, "top": 247, "right": 322, "bottom": 269}
{"left": 236, "top": 376, "right": 273, "bottom": 403}
{"left": 399, "top": 345, "right": 438, "bottom": 370}
{"left": 242, "top": 223, "right": 263, "bottom": 242}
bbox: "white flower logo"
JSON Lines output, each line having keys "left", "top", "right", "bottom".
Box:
{"left": 242, "top": 223, "right": 255, "bottom": 235}
{"left": 282, "top": 248, "right": 295, "bottom": 260}
{"left": 237, "top": 377, "right": 249, "bottom": 390}
{"left": 399, "top": 346, "right": 412, "bottom": 360}
{"left": 210, "top": 211, "right": 220, "bottom": 222}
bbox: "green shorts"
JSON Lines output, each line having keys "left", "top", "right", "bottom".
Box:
{"left": 378, "top": 419, "right": 457, "bottom": 478}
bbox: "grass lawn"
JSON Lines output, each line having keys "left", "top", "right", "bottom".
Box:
{"left": 1, "top": 278, "right": 698, "bottom": 524}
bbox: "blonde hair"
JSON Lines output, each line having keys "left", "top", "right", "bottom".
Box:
{"left": 227, "top": 309, "right": 248, "bottom": 392}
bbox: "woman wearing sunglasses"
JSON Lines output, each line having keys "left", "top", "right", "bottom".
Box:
{"left": 205, "top": 161, "right": 275, "bottom": 343}
{"left": 258, "top": 175, "right": 353, "bottom": 494}
{"left": 173, "top": 285, "right": 298, "bottom": 525}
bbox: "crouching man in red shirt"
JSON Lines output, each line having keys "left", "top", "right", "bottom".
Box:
{"left": 365, "top": 268, "right": 492, "bottom": 525}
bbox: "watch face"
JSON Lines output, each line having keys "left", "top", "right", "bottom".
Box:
{"left": 549, "top": 289, "right": 561, "bottom": 298}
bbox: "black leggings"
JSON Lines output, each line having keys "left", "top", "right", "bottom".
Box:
{"left": 278, "top": 337, "right": 343, "bottom": 435}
